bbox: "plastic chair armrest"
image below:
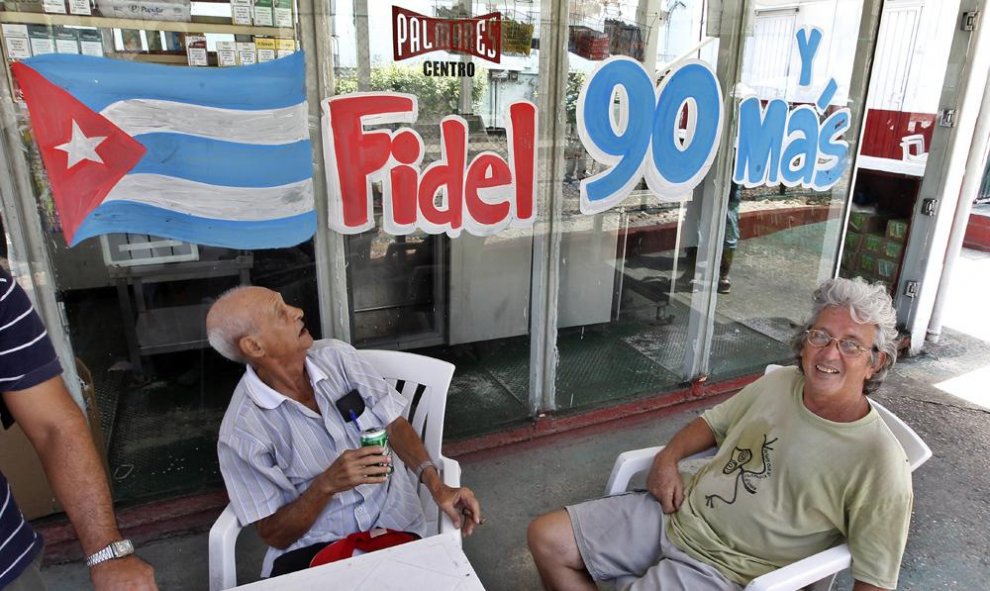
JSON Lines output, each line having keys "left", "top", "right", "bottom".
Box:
{"left": 436, "top": 454, "right": 462, "bottom": 538}
{"left": 605, "top": 446, "right": 665, "bottom": 495}
{"left": 208, "top": 504, "right": 243, "bottom": 591}
{"left": 743, "top": 544, "right": 851, "bottom": 591}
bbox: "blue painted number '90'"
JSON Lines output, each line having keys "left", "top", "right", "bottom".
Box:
{"left": 576, "top": 57, "right": 723, "bottom": 215}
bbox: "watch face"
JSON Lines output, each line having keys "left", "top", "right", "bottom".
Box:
{"left": 111, "top": 540, "right": 134, "bottom": 557}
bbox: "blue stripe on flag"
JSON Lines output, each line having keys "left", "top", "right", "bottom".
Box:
{"left": 132, "top": 134, "right": 313, "bottom": 187}
{"left": 73, "top": 201, "right": 316, "bottom": 249}
{"left": 23, "top": 52, "right": 306, "bottom": 112}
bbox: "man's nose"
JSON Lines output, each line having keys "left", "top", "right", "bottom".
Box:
{"left": 291, "top": 306, "right": 304, "bottom": 319}
{"left": 820, "top": 337, "right": 842, "bottom": 357}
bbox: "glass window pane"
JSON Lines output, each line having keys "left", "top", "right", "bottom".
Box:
{"left": 710, "top": 0, "right": 871, "bottom": 380}
{"left": 332, "top": 0, "right": 539, "bottom": 438}
{"left": 3, "top": 17, "right": 316, "bottom": 504}
{"left": 554, "top": 0, "right": 721, "bottom": 410}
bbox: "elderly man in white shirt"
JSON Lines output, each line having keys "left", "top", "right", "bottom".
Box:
{"left": 206, "top": 286, "right": 481, "bottom": 578}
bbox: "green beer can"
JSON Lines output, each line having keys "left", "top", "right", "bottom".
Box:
{"left": 360, "top": 427, "right": 393, "bottom": 474}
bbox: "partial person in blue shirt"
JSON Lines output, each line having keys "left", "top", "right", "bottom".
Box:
{"left": 206, "top": 286, "right": 482, "bottom": 578}
{"left": 0, "top": 266, "right": 156, "bottom": 590}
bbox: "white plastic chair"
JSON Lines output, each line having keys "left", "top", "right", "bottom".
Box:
{"left": 604, "top": 365, "right": 932, "bottom": 591}
{"left": 207, "top": 347, "right": 461, "bottom": 591}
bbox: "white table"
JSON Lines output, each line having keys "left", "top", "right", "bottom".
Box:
{"left": 233, "top": 531, "right": 485, "bottom": 590}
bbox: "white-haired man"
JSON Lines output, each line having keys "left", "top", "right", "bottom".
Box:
{"left": 528, "top": 277, "right": 912, "bottom": 591}
{"left": 207, "top": 286, "right": 480, "bottom": 578}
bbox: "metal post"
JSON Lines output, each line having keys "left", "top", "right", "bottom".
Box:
{"left": 301, "top": 0, "right": 351, "bottom": 341}
{"left": 528, "top": 0, "right": 569, "bottom": 413}
{"left": 927, "top": 1, "right": 990, "bottom": 343}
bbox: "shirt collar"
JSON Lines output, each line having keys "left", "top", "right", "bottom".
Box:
{"left": 242, "top": 357, "right": 329, "bottom": 410}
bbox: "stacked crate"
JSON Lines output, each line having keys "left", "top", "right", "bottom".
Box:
{"left": 841, "top": 211, "right": 909, "bottom": 293}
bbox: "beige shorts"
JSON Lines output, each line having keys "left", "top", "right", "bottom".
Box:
{"left": 566, "top": 491, "right": 742, "bottom": 591}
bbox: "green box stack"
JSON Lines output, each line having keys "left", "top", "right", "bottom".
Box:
{"left": 841, "top": 212, "right": 904, "bottom": 295}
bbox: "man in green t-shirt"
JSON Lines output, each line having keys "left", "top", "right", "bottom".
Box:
{"left": 528, "top": 277, "right": 913, "bottom": 591}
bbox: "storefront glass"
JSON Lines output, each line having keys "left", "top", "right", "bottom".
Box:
{"left": 329, "top": 0, "right": 538, "bottom": 438}
{"left": 710, "top": 0, "right": 872, "bottom": 380}
{"left": 0, "top": 5, "right": 316, "bottom": 504}
{"left": 553, "top": 0, "right": 719, "bottom": 411}
{"left": 0, "top": 0, "right": 890, "bottom": 508}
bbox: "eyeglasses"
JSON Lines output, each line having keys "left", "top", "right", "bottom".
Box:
{"left": 804, "top": 329, "right": 874, "bottom": 357}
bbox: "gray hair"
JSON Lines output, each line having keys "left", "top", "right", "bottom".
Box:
{"left": 206, "top": 286, "right": 257, "bottom": 364}
{"left": 791, "top": 276, "right": 898, "bottom": 394}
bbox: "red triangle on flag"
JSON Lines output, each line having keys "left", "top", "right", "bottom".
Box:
{"left": 11, "top": 61, "right": 146, "bottom": 245}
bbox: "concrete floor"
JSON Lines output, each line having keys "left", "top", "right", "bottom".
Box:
{"left": 41, "top": 249, "right": 990, "bottom": 590}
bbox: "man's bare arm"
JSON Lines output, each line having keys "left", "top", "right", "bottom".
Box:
{"left": 647, "top": 417, "right": 717, "bottom": 513}
{"left": 386, "top": 418, "right": 482, "bottom": 535}
{"left": 255, "top": 446, "right": 388, "bottom": 549}
{"left": 852, "top": 581, "right": 889, "bottom": 591}
{"left": 3, "top": 376, "right": 157, "bottom": 590}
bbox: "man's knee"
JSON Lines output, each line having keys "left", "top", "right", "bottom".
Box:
{"left": 528, "top": 510, "right": 583, "bottom": 568}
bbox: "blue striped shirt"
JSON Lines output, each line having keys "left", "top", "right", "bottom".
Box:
{"left": 217, "top": 339, "right": 426, "bottom": 577}
{"left": 0, "top": 267, "right": 62, "bottom": 589}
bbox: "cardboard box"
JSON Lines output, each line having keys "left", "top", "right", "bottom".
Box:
{"left": 843, "top": 231, "right": 862, "bottom": 254}
{"left": 848, "top": 211, "right": 888, "bottom": 234}
{"left": 877, "top": 258, "right": 899, "bottom": 283}
{"left": 54, "top": 26, "right": 80, "bottom": 54}
{"left": 861, "top": 233, "right": 884, "bottom": 254}
{"left": 273, "top": 0, "right": 291, "bottom": 27}
{"left": 27, "top": 25, "right": 55, "bottom": 56}
{"left": 2, "top": 24, "right": 33, "bottom": 60}
{"left": 255, "top": 36, "right": 276, "bottom": 62}
{"left": 886, "top": 219, "right": 909, "bottom": 242}
{"left": 841, "top": 246, "right": 857, "bottom": 270}
{"left": 253, "top": 0, "right": 273, "bottom": 27}
{"left": 78, "top": 28, "right": 104, "bottom": 56}
{"left": 882, "top": 239, "right": 904, "bottom": 260}
{"left": 857, "top": 252, "right": 877, "bottom": 276}
{"left": 216, "top": 40, "right": 237, "bottom": 66}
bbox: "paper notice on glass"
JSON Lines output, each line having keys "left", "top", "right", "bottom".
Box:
{"left": 78, "top": 28, "right": 104, "bottom": 56}
{"left": 236, "top": 41, "right": 257, "bottom": 65}
{"left": 216, "top": 40, "right": 237, "bottom": 67}
{"left": 2, "top": 25, "right": 32, "bottom": 61}
{"left": 186, "top": 34, "right": 208, "bottom": 66}
{"left": 28, "top": 25, "right": 56, "bottom": 56}
{"left": 253, "top": 0, "right": 273, "bottom": 27}
{"left": 255, "top": 36, "right": 276, "bottom": 62}
{"left": 68, "top": 0, "right": 91, "bottom": 15}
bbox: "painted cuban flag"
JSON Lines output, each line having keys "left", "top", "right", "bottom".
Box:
{"left": 12, "top": 52, "right": 314, "bottom": 249}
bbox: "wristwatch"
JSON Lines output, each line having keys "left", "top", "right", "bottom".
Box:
{"left": 85, "top": 539, "right": 135, "bottom": 567}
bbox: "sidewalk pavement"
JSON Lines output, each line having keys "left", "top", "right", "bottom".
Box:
{"left": 42, "top": 250, "right": 990, "bottom": 590}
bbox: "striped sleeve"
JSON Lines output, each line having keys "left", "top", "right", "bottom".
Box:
{"left": 218, "top": 429, "right": 294, "bottom": 526}
{"left": 0, "top": 269, "right": 62, "bottom": 429}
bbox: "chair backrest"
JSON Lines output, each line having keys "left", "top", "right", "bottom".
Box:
{"left": 356, "top": 348, "right": 455, "bottom": 464}
{"left": 764, "top": 364, "right": 932, "bottom": 471}
{"left": 355, "top": 348, "right": 456, "bottom": 535}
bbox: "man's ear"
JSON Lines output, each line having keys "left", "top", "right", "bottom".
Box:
{"left": 868, "top": 351, "right": 886, "bottom": 377}
{"left": 239, "top": 334, "right": 264, "bottom": 360}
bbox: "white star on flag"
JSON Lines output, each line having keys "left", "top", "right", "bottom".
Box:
{"left": 55, "top": 120, "right": 107, "bottom": 169}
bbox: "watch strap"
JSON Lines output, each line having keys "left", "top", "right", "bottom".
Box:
{"left": 85, "top": 539, "right": 134, "bottom": 567}
{"left": 412, "top": 459, "right": 436, "bottom": 483}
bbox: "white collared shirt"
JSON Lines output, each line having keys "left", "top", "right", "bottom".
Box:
{"left": 217, "top": 339, "right": 426, "bottom": 577}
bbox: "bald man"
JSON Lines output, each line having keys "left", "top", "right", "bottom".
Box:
{"left": 206, "top": 287, "right": 481, "bottom": 578}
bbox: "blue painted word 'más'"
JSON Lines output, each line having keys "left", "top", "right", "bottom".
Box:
{"left": 734, "top": 27, "right": 850, "bottom": 191}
